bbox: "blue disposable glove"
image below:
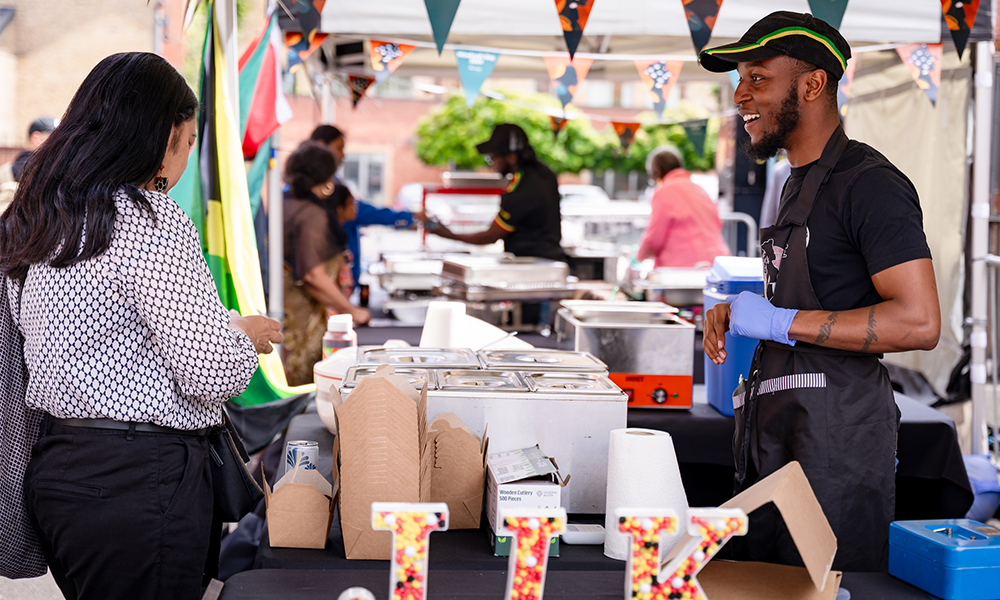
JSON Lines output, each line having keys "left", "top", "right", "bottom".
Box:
{"left": 727, "top": 291, "right": 798, "bottom": 346}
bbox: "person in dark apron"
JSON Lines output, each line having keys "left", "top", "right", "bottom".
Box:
{"left": 699, "top": 12, "right": 941, "bottom": 572}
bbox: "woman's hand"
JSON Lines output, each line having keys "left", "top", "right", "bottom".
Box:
{"left": 349, "top": 307, "right": 371, "bottom": 326}
{"left": 229, "top": 310, "right": 284, "bottom": 354}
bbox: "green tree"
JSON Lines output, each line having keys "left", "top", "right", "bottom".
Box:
{"left": 415, "top": 91, "right": 718, "bottom": 176}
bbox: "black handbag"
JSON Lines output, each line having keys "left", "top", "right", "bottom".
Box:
{"left": 208, "top": 408, "right": 264, "bottom": 522}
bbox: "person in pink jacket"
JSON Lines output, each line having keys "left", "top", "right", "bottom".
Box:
{"left": 637, "top": 146, "right": 731, "bottom": 268}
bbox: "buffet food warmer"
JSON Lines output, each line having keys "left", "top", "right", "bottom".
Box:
{"left": 554, "top": 301, "right": 695, "bottom": 409}
{"left": 344, "top": 347, "right": 627, "bottom": 513}
{"left": 436, "top": 255, "right": 575, "bottom": 302}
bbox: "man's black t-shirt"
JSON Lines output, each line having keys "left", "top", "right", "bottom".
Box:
{"left": 494, "top": 162, "right": 566, "bottom": 261}
{"left": 778, "top": 140, "right": 931, "bottom": 311}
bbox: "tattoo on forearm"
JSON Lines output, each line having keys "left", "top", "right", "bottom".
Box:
{"left": 815, "top": 311, "right": 839, "bottom": 346}
{"left": 861, "top": 307, "right": 878, "bottom": 352}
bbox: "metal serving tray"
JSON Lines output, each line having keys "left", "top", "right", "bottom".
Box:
{"left": 342, "top": 366, "right": 437, "bottom": 390}
{"left": 478, "top": 349, "right": 607, "bottom": 372}
{"left": 436, "top": 370, "right": 529, "bottom": 391}
{"left": 440, "top": 256, "right": 569, "bottom": 287}
{"left": 356, "top": 347, "right": 481, "bottom": 369}
{"left": 525, "top": 372, "right": 621, "bottom": 395}
{"left": 559, "top": 300, "right": 678, "bottom": 322}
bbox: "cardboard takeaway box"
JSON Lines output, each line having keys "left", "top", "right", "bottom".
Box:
{"left": 333, "top": 364, "right": 487, "bottom": 560}
{"left": 667, "top": 461, "right": 842, "bottom": 600}
{"left": 262, "top": 465, "right": 336, "bottom": 550}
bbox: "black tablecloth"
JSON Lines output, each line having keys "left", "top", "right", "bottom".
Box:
{"left": 628, "top": 390, "right": 973, "bottom": 517}
{"left": 221, "top": 568, "right": 930, "bottom": 600}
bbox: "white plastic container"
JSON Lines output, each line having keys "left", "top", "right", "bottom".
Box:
{"left": 322, "top": 314, "right": 356, "bottom": 359}
{"left": 313, "top": 346, "right": 358, "bottom": 434}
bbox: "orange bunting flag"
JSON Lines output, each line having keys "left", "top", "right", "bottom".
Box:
{"left": 544, "top": 56, "right": 593, "bottom": 109}
{"left": 550, "top": 115, "right": 569, "bottom": 138}
{"left": 897, "top": 43, "right": 943, "bottom": 107}
{"left": 612, "top": 122, "right": 641, "bottom": 150}
{"left": 941, "top": 0, "right": 980, "bottom": 58}
{"left": 348, "top": 74, "right": 376, "bottom": 108}
{"left": 634, "top": 59, "right": 683, "bottom": 119}
{"left": 370, "top": 40, "right": 416, "bottom": 83}
{"left": 554, "top": 0, "right": 596, "bottom": 59}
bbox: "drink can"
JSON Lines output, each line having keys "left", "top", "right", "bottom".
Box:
{"left": 284, "top": 440, "right": 319, "bottom": 473}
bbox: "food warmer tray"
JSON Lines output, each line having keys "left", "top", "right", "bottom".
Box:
{"left": 478, "top": 349, "right": 607, "bottom": 373}
{"left": 559, "top": 300, "right": 678, "bottom": 322}
{"left": 440, "top": 256, "right": 569, "bottom": 287}
{"left": 342, "top": 366, "right": 437, "bottom": 390}
{"left": 355, "top": 347, "right": 481, "bottom": 369}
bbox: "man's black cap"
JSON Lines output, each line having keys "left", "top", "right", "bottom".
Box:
{"left": 28, "top": 117, "right": 57, "bottom": 136}
{"left": 699, "top": 11, "right": 851, "bottom": 79}
{"left": 476, "top": 123, "right": 531, "bottom": 155}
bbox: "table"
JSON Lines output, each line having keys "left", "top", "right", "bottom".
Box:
{"left": 628, "top": 389, "right": 974, "bottom": 518}
{"left": 221, "top": 568, "right": 930, "bottom": 599}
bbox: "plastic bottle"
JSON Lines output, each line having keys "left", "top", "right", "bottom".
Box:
{"left": 322, "top": 314, "right": 356, "bottom": 359}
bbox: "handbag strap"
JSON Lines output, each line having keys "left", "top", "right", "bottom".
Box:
{"left": 220, "top": 406, "right": 251, "bottom": 463}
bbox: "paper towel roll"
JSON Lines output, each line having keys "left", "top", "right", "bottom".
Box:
{"left": 419, "top": 301, "right": 466, "bottom": 347}
{"left": 603, "top": 428, "right": 689, "bottom": 560}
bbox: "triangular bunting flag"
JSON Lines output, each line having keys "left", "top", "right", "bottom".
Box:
{"left": 544, "top": 56, "right": 593, "bottom": 109}
{"left": 348, "top": 74, "right": 376, "bottom": 107}
{"left": 284, "top": 0, "right": 328, "bottom": 71}
{"left": 456, "top": 49, "right": 499, "bottom": 107}
{"left": 680, "top": 0, "right": 723, "bottom": 55}
{"left": 681, "top": 119, "right": 708, "bottom": 157}
{"left": 612, "top": 122, "right": 641, "bottom": 150}
{"left": 555, "top": 0, "right": 596, "bottom": 59}
{"left": 836, "top": 56, "right": 857, "bottom": 118}
{"left": 807, "top": 0, "right": 850, "bottom": 29}
{"left": 550, "top": 115, "right": 569, "bottom": 138}
{"left": 424, "top": 0, "right": 463, "bottom": 55}
{"left": 941, "top": 0, "right": 980, "bottom": 58}
{"left": 634, "top": 60, "right": 683, "bottom": 119}
{"left": 897, "top": 43, "right": 942, "bottom": 106}
{"left": 370, "top": 40, "right": 416, "bottom": 83}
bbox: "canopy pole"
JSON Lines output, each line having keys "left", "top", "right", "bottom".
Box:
{"left": 971, "top": 41, "right": 993, "bottom": 456}
{"left": 268, "top": 131, "right": 284, "bottom": 321}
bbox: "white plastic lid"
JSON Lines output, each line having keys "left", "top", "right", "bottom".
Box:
{"left": 707, "top": 256, "right": 764, "bottom": 283}
{"left": 327, "top": 314, "right": 354, "bottom": 333}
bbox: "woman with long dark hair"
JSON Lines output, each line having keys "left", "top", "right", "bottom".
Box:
{"left": 0, "top": 52, "right": 283, "bottom": 599}
{"left": 282, "top": 141, "right": 368, "bottom": 386}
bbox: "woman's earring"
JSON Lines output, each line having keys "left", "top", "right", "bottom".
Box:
{"left": 155, "top": 165, "right": 169, "bottom": 193}
{"left": 322, "top": 182, "right": 334, "bottom": 196}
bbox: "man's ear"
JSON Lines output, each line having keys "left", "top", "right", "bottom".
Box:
{"left": 802, "top": 68, "right": 828, "bottom": 102}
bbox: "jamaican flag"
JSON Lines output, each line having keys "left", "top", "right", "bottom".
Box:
{"left": 171, "top": 1, "right": 311, "bottom": 405}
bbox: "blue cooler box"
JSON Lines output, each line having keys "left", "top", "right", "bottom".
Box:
{"left": 704, "top": 257, "right": 764, "bottom": 417}
{"left": 889, "top": 519, "right": 1000, "bottom": 600}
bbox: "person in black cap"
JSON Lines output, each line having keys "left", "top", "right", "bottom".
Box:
{"left": 430, "top": 123, "right": 566, "bottom": 263}
{"left": 701, "top": 12, "right": 940, "bottom": 572}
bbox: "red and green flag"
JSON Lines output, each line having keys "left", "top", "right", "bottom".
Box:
{"left": 170, "top": 1, "right": 312, "bottom": 406}
{"left": 238, "top": 9, "right": 293, "bottom": 160}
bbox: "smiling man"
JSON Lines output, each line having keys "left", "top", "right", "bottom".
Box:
{"left": 699, "top": 12, "right": 940, "bottom": 572}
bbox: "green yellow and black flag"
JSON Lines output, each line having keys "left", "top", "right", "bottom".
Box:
{"left": 171, "top": 1, "right": 312, "bottom": 405}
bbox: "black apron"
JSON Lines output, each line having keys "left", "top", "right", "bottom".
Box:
{"left": 731, "top": 126, "right": 899, "bottom": 572}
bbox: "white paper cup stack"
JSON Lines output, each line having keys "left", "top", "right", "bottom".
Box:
{"left": 603, "top": 428, "right": 689, "bottom": 560}
{"left": 419, "top": 301, "right": 466, "bottom": 348}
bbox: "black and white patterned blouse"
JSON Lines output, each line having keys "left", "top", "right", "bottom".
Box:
{"left": 8, "top": 188, "right": 258, "bottom": 430}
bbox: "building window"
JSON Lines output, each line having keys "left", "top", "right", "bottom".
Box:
{"left": 339, "top": 153, "right": 385, "bottom": 205}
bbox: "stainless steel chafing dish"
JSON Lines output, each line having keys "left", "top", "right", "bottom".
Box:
{"left": 342, "top": 366, "right": 437, "bottom": 391}
{"left": 440, "top": 256, "right": 569, "bottom": 287}
{"left": 477, "top": 349, "right": 608, "bottom": 373}
{"left": 340, "top": 347, "right": 627, "bottom": 513}
{"left": 356, "top": 346, "right": 480, "bottom": 369}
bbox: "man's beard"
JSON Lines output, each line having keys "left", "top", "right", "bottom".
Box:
{"left": 741, "top": 83, "right": 801, "bottom": 162}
